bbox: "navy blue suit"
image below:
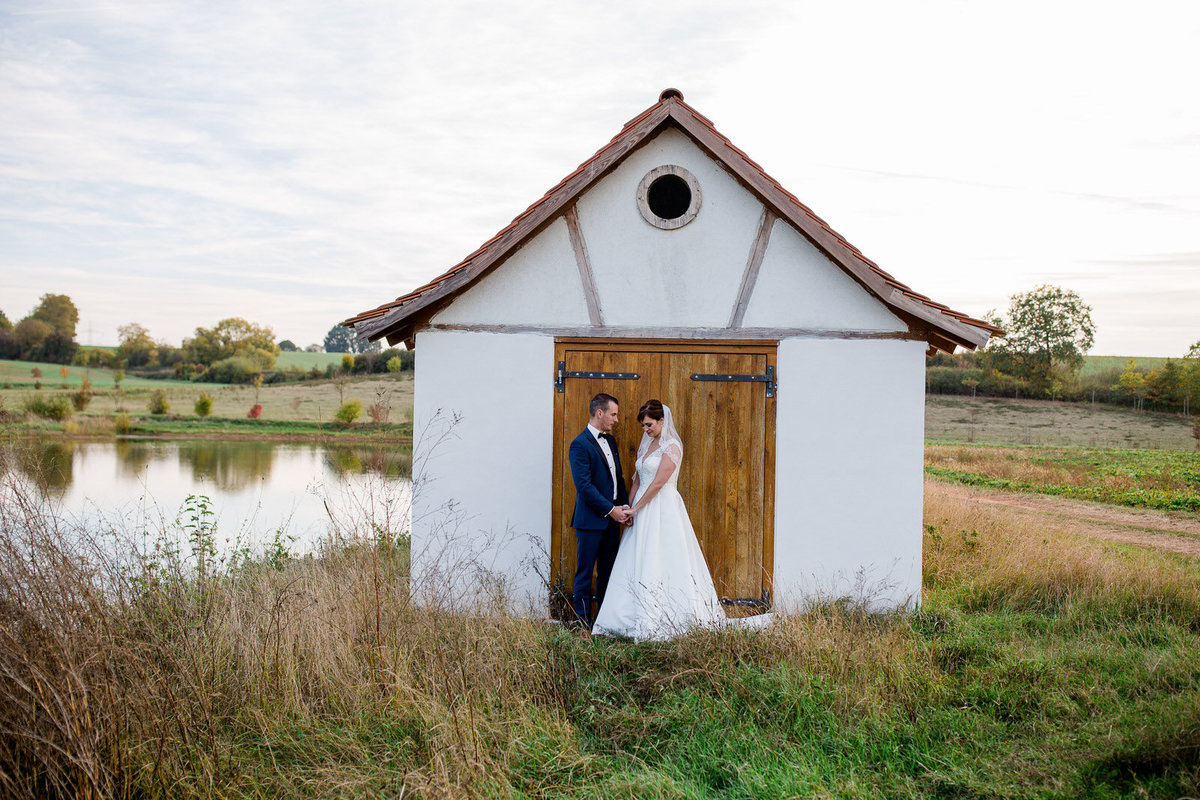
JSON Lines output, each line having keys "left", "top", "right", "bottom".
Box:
{"left": 568, "top": 428, "right": 629, "bottom": 625}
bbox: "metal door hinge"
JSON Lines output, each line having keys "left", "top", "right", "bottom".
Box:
{"left": 719, "top": 589, "right": 772, "bottom": 610}
{"left": 555, "top": 361, "right": 640, "bottom": 392}
{"left": 691, "top": 364, "right": 776, "bottom": 397}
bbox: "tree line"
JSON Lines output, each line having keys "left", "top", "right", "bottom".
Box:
{"left": 0, "top": 294, "right": 80, "bottom": 364}
{"left": 2, "top": 294, "right": 409, "bottom": 384}
{"left": 929, "top": 285, "right": 1199, "bottom": 414}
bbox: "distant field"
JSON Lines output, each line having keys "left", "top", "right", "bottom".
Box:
{"left": 1079, "top": 355, "right": 1170, "bottom": 375}
{"left": 0, "top": 359, "right": 193, "bottom": 389}
{"left": 276, "top": 351, "right": 346, "bottom": 370}
{"left": 926, "top": 395, "right": 1196, "bottom": 450}
{"left": 2, "top": 352, "right": 361, "bottom": 387}
{"left": 1, "top": 358, "right": 412, "bottom": 425}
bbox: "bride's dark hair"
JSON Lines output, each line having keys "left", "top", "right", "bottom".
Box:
{"left": 637, "top": 399, "right": 664, "bottom": 422}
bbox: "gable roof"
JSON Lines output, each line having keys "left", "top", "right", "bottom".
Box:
{"left": 345, "top": 89, "right": 1001, "bottom": 353}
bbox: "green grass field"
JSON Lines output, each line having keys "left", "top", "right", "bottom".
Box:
{"left": 926, "top": 443, "right": 1200, "bottom": 514}
{"left": 1080, "top": 354, "right": 1172, "bottom": 375}
{"left": 275, "top": 351, "right": 349, "bottom": 370}
{"left": 0, "top": 358, "right": 195, "bottom": 389}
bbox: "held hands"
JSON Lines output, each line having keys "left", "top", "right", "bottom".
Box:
{"left": 609, "top": 505, "right": 633, "bottom": 524}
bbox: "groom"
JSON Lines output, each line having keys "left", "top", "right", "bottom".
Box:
{"left": 567, "top": 392, "right": 631, "bottom": 628}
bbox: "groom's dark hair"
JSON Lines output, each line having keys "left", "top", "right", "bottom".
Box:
{"left": 590, "top": 393, "right": 618, "bottom": 417}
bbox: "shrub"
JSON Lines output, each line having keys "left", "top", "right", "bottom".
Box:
{"left": 247, "top": 404, "right": 262, "bottom": 419}
{"left": 395, "top": 349, "right": 415, "bottom": 371}
{"left": 367, "top": 400, "right": 389, "bottom": 423}
{"left": 341, "top": 354, "right": 354, "bottom": 372}
{"left": 194, "top": 392, "right": 214, "bottom": 417}
{"left": 386, "top": 356, "right": 404, "bottom": 373}
{"left": 22, "top": 394, "right": 72, "bottom": 421}
{"left": 335, "top": 400, "right": 362, "bottom": 424}
{"left": 71, "top": 379, "right": 94, "bottom": 411}
{"left": 205, "top": 356, "right": 261, "bottom": 384}
{"left": 113, "top": 413, "right": 133, "bottom": 434}
{"left": 148, "top": 389, "right": 170, "bottom": 415}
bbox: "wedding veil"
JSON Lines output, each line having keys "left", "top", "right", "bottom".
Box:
{"left": 636, "top": 403, "right": 683, "bottom": 466}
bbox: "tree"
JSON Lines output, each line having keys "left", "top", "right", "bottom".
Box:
{"left": 1182, "top": 340, "right": 1200, "bottom": 417}
{"left": 29, "top": 293, "right": 79, "bottom": 339}
{"left": 324, "top": 324, "right": 379, "bottom": 354}
{"left": 278, "top": 339, "right": 298, "bottom": 352}
{"left": 985, "top": 285, "right": 1094, "bottom": 391}
{"left": 14, "top": 318, "right": 53, "bottom": 354}
{"left": 1118, "top": 359, "right": 1147, "bottom": 412}
{"left": 1145, "top": 359, "right": 1184, "bottom": 409}
{"left": 117, "top": 322, "right": 158, "bottom": 367}
{"left": 183, "top": 318, "right": 280, "bottom": 369}
{"left": 0, "top": 309, "right": 11, "bottom": 332}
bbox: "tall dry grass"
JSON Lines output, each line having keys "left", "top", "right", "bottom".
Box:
{"left": 923, "top": 481, "right": 1200, "bottom": 623}
{"left": 0, "top": 459, "right": 577, "bottom": 798}
{"left": 2, "top": 458, "right": 1198, "bottom": 797}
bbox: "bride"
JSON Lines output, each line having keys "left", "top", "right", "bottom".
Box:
{"left": 592, "top": 400, "right": 768, "bottom": 641}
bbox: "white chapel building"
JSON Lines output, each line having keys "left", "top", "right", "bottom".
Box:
{"left": 346, "top": 89, "right": 998, "bottom": 614}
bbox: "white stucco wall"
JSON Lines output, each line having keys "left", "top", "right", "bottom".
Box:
{"left": 573, "top": 127, "right": 766, "bottom": 327}
{"left": 410, "top": 329, "right": 554, "bottom": 611}
{"left": 771, "top": 337, "right": 926, "bottom": 610}
{"left": 743, "top": 219, "right": 905, "bottom": 331}
{"left": 431, "top": 217, "right": 591, "bottom": 326}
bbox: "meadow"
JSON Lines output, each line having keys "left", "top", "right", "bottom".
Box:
{"left": 0, "top": 358, "right": 413, "bottom": 436}
{"left": 2, "top": 459, "right": 1198, "bottom": 798}
{"left": 2, "top": 368, "right": 1199, "bottom": 797}
{"left": 925, "top": 395, "right": 1196, "bottom": 450}
{"left": 926, "top": 445, "right": 1200, "bottom": 513}
{"left": 1079, "top": 355, "right": 1169, "bottom": 376}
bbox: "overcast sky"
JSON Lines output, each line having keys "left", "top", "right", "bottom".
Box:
{"left": 3, "top": 1, "right": 1197, "bottom": 356}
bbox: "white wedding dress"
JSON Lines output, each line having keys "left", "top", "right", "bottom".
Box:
{"left": 592, "top": 406, "right": 771, "bottom": 641}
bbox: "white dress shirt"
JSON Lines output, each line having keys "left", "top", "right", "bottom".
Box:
{"left": 587, "top": 423, "right": 618, "bottom": 501}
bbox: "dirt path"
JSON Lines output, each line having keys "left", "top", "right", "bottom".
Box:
{"left": 928, "top": 481, "right": 1200, "bottom": 558}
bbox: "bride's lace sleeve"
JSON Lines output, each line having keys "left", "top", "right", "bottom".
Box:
{"left": 662, "top": 440, "right": 683, "bottom": 465}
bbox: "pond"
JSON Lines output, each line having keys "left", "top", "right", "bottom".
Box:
{"left": 0, "top": 438, "right": 412, "bottom": 558}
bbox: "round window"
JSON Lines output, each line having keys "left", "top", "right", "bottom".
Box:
{"left": 636, "top": 165, "right": 701, "bottom": 229}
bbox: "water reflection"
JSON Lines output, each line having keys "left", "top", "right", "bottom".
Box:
{"left": 325, "top": 444, "right": 411, "bottom": 478}
{"left": 180, "top": 441, "right": 278, "bottom": 491}
{"left": 3, "top": 441, "right": 76, "bottom": 496}
{"left": 0, "top": 439, "right": 412, "bottom": 554}
{"left": 114, "top": 440, "right": 155, "bottom": 480}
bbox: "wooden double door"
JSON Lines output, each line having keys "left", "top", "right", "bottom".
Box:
{"left": 550, "top": 339, "right": 776, "bottom": 616}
